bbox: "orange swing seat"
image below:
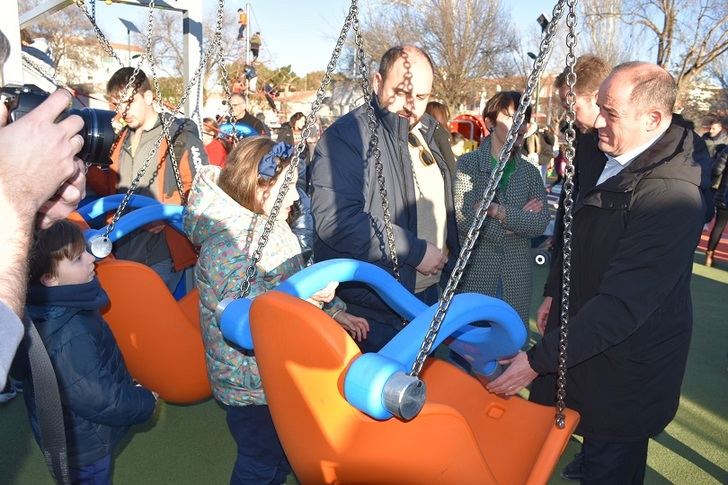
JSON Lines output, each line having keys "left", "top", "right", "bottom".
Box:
{"left": 250, "top": 290, "right": 579, "bottom": 484}
{"left": 95, "top": 258, "right": 211, "bottom": 403}
{"left": 72, "top": 199, "right": 212, "bottom": 404}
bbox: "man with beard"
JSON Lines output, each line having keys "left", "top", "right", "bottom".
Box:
{"left": 87, "top": 67, "right": 207, "bottom": 292}
{"left": 310, "top": 45, "right": 459, "bottom": 352}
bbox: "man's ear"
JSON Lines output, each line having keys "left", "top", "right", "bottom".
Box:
{"left": 589, "top": 90, "right": 599, "bottom": 107}
{"left": 372, "top": 72, "right": 382, "bottom": 94}
{"left": 143, "top": 89, "right": 155, "bottom": 106}
{"left": 40, "top": 273, "right": 58, "bottom": 287}
{"left": 644, "top": 108, "right": 663, "bottom": 132}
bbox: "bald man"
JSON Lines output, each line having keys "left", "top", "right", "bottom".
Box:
{"left": 311, "top": 45, "right": 460, "bottom": 352}
{"left": 488, "top": 62, "right": 707, "bottom": 483}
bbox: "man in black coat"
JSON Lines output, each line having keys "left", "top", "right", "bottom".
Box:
{"left": 310, "top": 46, "right": 459, "bottom": 352}
{"left": 487, "top": 62, "right": 706, "bottom": 484}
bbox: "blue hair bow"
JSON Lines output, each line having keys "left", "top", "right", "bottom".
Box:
{"left": 259, "top": 142, "right": 294, "bottom": 178}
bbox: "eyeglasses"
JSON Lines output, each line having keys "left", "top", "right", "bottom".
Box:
{"left": 408, "top": 132, "right": 436, "bottom": 166}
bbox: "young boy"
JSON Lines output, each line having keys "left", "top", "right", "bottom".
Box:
{"left": 21, "top": 220, "right": 156, "bottom": 484}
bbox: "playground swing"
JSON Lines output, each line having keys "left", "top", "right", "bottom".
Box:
{"left": 211, "top": 0, "right": 583, "bottom": 482}
{"left": 71, "top": 0, "right": 582, "bottom": 478}
{"left": 68, "top": 0, "right": 237, "bottom": 403}
{"left": 75, "top": 196, "right": 211, "bottom": 403}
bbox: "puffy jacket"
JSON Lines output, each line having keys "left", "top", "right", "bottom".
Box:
{"left": 22, "top": 279, "right": 155, "bottom": 467}
{"left": 183, "top": 165, "right": 343, "bottom": 406}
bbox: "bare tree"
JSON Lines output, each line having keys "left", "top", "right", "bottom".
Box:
{"left": 580, "top": 0, "right": 635, "bottom": 66}
{"left": 19, "top": 1, "right": 97, "bottom": 85}
{"left": 132, "top": 6, "right": 245, "bottom": 105}
{"left": 357, "top": 0, "right": 517, "bottom": 109}
{"left": 622, "top": 0, "right": 728, "bottom": 92}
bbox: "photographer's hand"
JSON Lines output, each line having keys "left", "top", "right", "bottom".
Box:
{"left": 0, "top": 89, "right": 85, "bottom": 218}
{"left": 0, "top": 89, "right": 85, "bottom": 316}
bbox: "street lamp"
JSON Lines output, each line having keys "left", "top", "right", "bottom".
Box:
{"left": 119, "top": 18, "right": 141, "bottom": 66}
{"left": 531, "top": 13, "right": 550, "bottom": 123}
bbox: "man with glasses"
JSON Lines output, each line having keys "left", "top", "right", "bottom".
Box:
{"left": 311, "top": 45, "right": 459, "bottom": 352}
{"left": 227, "top": 93, "right": 268, "bottom": 136}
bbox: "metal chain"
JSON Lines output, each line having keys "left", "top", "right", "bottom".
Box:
{"left": 555, "top": 0, "right": 579, "bottom": 430}
{"left": 74, "top": 0, "right": 154, "bottom": 145}
{"left": 352, "top": 0, "right": 401, "bottom": 280}
{"left": 147, "top": 49, "right": 188, "bottom": 203}
{"left": 21, "top": 53, "right": 61, "bottom": 86}
{"left": 213, "top": 3, "right": 239, "bottom": 137}
{"left": 90, "top": 0, "right": 95, "bottom": 22}
{"left": 237, "top": 0, "right": 360, "bottom": 298}
{"left": 74, "top": 1, "right": 125, "bottom": 66}
{"left": 101, "top": 0, "right": 225, "bottom": 238}
{"left": 409, "top": 0, "right": 569, "bottom": 377}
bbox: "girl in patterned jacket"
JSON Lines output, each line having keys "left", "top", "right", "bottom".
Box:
{"left": 184, "top": 136, "right": 368, "bottom": 484}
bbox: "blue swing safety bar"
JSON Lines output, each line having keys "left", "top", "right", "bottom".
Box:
{"left": 218, "top": 121, "right": 257, "bottom": 139}
{"left": 218, "top": 258, "right": 527, "bottom": 421}
{"left": 78, "top": 195, "right": 186, "bottom": 244}
{"left": 76, "top": 198, "right": 527, "bottom": 421}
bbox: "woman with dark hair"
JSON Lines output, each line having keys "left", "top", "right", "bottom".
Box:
{"left": 453, "top": 92, "right": 549, "bottom": 328}
{"left": 277, "top": 112, "right": 305, "bottom": 146}
{"left": 426, "top": 101, "right": 456, "bottom": 175}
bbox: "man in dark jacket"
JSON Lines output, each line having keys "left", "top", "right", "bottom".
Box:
{"left": 701, "top": 115, "right": 727, "bottom": 160}
{"left": 310, "top": 45, "right": 459, "bottom": 352}
{"left": 488, "top": 62, "right": 706, "bottom": 484}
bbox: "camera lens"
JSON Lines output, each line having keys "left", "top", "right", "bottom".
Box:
{"left": 68, "top": 108, "right": 116, "bottom": 166}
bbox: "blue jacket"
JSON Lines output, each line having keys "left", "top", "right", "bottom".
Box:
{"left": 22, "top": 279, "right": 155, "bottom": 467}
{"left": 311, "top": 95, "right": 460, "bottom": 328}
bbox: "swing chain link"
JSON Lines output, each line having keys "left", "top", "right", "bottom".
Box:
{"left": 555, "top": 0, "right": 579, "bottom": 430}
{"left": 214, "top": 1, "right": 239, "bottom": 138}
{"left": 21, "top": 53, "right": 61, "bottom": 86}
{"left": 237, "top": 0, "right": 361, "bottom": 298}
{"left": 75, "top": 1, "right": 125, "bottom": 66}
{"left": 148, "top": 55, "right": 187, "bottom": 204}
{"left": 409, "top": 0, "right": 569, "bottom": 378}
{"left": 101, "top": 0, "right": 223, "bottom": 239}
{"left": 352, "top": 0, "right": 401, "bottom": 281}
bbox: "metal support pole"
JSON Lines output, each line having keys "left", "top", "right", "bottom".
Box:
{"left": 245, "top": 3, "right": 250, "bottom": 68}
{"left": 182, "top": 0, "right": 203, "bottom": 117}
{"left": 0, "top": 0, "right": 24, "bottom": 85}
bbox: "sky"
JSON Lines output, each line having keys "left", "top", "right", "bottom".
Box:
{"left": 91, "top": 0, "right": 557, "bottom": 76}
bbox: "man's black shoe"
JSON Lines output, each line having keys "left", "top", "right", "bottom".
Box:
{"left": 560, "top": 452, "right": 584, "bottom": 480}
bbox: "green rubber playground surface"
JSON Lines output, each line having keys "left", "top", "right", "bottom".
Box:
{"left": 1, "top": 254, "right": 726, "bottom": 484}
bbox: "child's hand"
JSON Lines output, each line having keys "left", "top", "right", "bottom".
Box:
{"left": 307, "top": 281, "right": 339, "bottom": 307}
{"left": 334, "top": 311, "right": 370, "bottom": 342}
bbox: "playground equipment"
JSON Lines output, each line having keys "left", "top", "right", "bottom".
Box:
{"left": 77, "top": 196, "right": 211, "bottom": 404}
{"left": 449, "top": 113, "right": 489, "bottom": 145}
{"left": 16, "top": 0, "right": 585, "bottom": 481}
{"left": 217, "top": 259, "right": 579, "bottom": 483}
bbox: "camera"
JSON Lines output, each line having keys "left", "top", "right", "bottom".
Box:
{"left": 1, "top": 84, "right": 115, "bottom": 166}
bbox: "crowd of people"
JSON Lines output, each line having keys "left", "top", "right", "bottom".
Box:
{"left": 1, "top": 21, "right": 726, "bottom": 485}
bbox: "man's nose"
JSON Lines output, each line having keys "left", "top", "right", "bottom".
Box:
{"left": 593, "top": 112, "right": 606, "bottom": 129}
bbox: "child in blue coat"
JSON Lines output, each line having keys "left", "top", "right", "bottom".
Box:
{"left": 22, "top": 220, "right": 156, "bottom": 485}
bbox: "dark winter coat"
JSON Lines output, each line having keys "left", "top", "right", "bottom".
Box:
{"left": 529, "top": 119, "right": 707, "bottom": 441}
{"left": 22, "top": 279, "right": 155, "bottom": 467}
{"left": 711, "top": 145, "right": 728, "bottom": 209}
{"left": 310, "top": 95, "right": 460, "bottom": 328}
